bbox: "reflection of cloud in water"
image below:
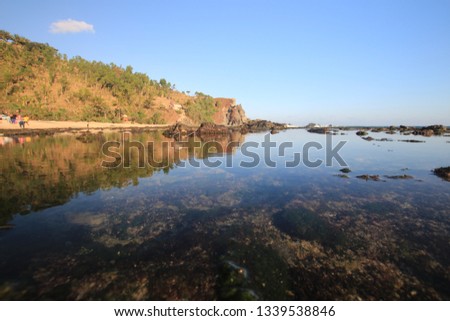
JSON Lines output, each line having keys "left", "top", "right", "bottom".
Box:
{"left": 68, "top": 212, "right": 107, "bottom": 228}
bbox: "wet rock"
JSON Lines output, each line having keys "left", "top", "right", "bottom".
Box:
{"left": 356, "top": 131, "right": 368, "bottom": 136}
{"left": 334, "top": 174, "right": 349, "bottom": 179}
{"left": 196, "top": 122, "right": 229, "bottom": 136}
{"left": 433, "top": 167, "right": 450, "bottom": 181}
{"left": 162, "top": 123, "right": 196, "bottom": 138}
{"left": 398, "top": 139, "right": 425, "bottom": 143}
{"left": 356, "top": 175, "right": 380, "bottom": 181}
{"left": 421, "top": 125, "right": 446, "bottom": 136}
{"left": 362, "top": 136, "right": 374, "bottom": 141}
{"left": 242, "top": 120, "right": 286, "bottom": 133}
{"left": 412, "top": 125, "right": 446, "bottom": 136}
{"left": 308, "top": 127, "right": 329, "bottom": 134}
{"left": 385, "top": 175, "right": 414, "bottom": 179}
{"left": 340, "top": 168, "right": 351, "bottom": 173}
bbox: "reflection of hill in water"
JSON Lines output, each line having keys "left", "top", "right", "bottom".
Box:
{"left": 0, "top": 130, "right": 244, "bottom": 224}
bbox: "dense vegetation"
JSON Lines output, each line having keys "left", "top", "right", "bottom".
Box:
{"left": 0, "top": 30, "right": 217, "bottom": 124}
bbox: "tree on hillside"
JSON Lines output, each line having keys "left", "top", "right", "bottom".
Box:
{"left": 0, "top": 30, "right": 13, "bottom": 41}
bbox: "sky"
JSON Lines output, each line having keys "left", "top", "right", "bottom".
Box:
{"left": 1, "top": 0, "right": 450, "bottom": 125}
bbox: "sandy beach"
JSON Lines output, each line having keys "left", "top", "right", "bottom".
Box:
{"left": 0, "top": 120, "right": 169, "bottom": 132}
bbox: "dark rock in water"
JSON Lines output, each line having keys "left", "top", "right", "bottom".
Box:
{"left": 398, "top": 139, "right": 425, "bottom": 143}
{"left": 356, "top": 174, "right": 380, "bottom": 181}
{"left": 433, "top": 166, "right": 450, "bottom": 181}
{"left": 270, "top": 129, "right": 279, "bottom": 135}
{"left": 362, "top": 136, "right": 374, "bottom": 141}
{"left": 163, "top": 122, "right": 196, "bottom": 138}
{"left": 412, "top": 125, "right": 446, "bottom": 136}
{"left": 356, "top": 131, "right": 368, "bottom": 136}
{"left": 308, "top": 127, "right": 329, "bottom": 134}
{"left": 242, "top": 119, "right": 286, "bottom": 133}
{"left": 385, "top": 175, "right": 414, "bottom": 179}
{"left": 273, "top": 208, "right": 345, "bottom": 248}
{"left": 413, "top": 129, "right": 434, "bottom": 136}
{"left": 340, "top": 168, "right": 351, "bottom": 173}
{"left": 422, "top": 125, "right": 446, "bottom": 136}
{"left": 196, "top": 122, "right": 229, "bottom": 136}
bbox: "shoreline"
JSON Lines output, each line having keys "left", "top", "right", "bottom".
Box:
{"left": 0, "top": 120, "right": 172, "bottom": 136}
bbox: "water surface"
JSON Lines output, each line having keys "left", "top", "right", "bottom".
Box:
{"left": 0, "top": 129, "right": 449, "bottom": 300}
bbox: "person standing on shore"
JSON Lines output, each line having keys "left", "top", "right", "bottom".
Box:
{"left": 16, "top": 113, "right": 27, "bottom": 129}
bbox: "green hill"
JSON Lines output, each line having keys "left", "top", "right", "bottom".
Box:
{"left": 0, "top": 30, "right": 246, "bottom": 125}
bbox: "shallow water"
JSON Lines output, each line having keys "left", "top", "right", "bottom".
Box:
{"left": 0, "top": 129, "right": 449, "bottom": 300}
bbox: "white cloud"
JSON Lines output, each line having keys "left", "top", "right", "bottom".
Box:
{"left": 49, "top": 19, "right": 95, "bottom": 34}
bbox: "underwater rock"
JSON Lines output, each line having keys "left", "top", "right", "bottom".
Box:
{"left": 217, "top": 261, "right": 259, "bottom": 300}
{"left": 272, "top": 208, "right": 345, "bottom": 248}
{"left": 334, "top": 174, "right": 349, "bottom": 179}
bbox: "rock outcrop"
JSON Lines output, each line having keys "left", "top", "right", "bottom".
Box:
{"left": 413, "top": 125, "right": 446, "bottom": 136}
{"left": 242, "top": 119, "right": 287, "bottom": 133}
{"left": 433, "top": 166, "right": 450, "bottom": 181}
{"left": 212, "top": 98, "right": 248, "bottom": 126}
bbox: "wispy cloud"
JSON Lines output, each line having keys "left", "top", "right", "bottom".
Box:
{"left": 49, "top": 19, "right": 95, "bottom": 34}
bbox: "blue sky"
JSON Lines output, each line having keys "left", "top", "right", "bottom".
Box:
{"left": 1, "top": 0, "right": 450, "bottom": 125}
